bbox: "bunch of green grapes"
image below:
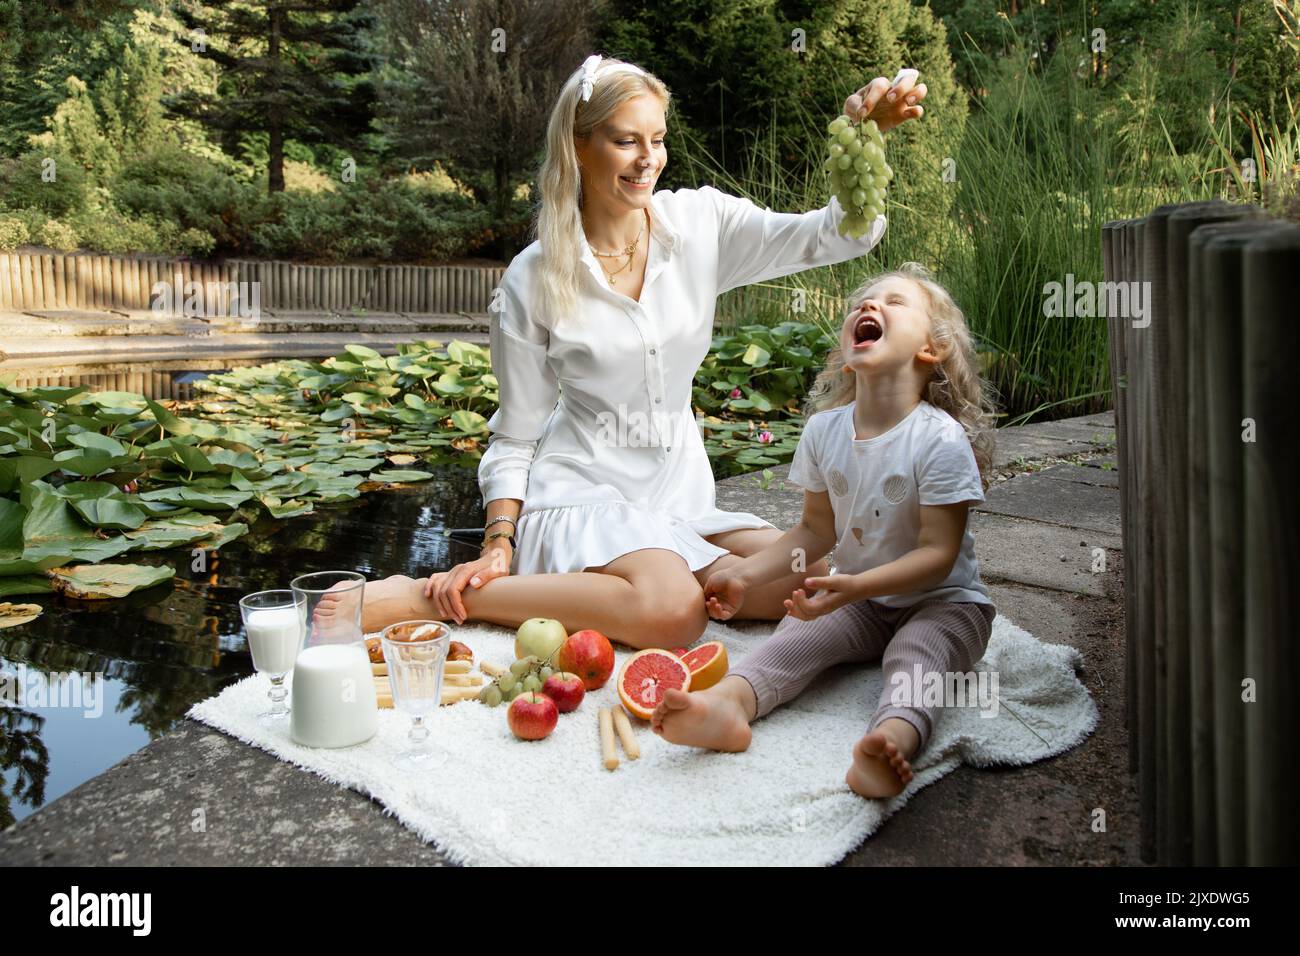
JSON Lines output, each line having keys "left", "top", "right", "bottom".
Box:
{"left": 823, "top": 114, "right": 893, "bottom": 238}
{"left": 478, "top": 655, "right": 556, "bottom": 708}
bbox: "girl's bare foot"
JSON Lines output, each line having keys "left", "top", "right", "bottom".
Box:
{"left": 651, "top": 684, "right": 752, "bottom": 753}
{"left": 846, "top": 717, "right": 919, "bottom": 798}
{"left": 313, "top": 574, "right": 441, "bottom": 634}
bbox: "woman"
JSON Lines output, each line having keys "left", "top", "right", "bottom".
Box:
{"left": 350, "top": 54, "right": 926, "bottom": 648}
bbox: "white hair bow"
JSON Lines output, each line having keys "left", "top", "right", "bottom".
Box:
{"left": 578, "top": 53, "right": 644, "bottom": 103}
{"left": 579, "top": 54, "right": 602, "bottom": 102}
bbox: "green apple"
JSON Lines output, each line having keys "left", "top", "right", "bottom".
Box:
{"left": 515, "top": 617, "right": 568, "bottom": 662}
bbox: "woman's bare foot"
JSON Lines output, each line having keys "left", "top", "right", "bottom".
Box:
{"left": 846, "top": 717, "right": 919, "bottom": 798}
{"left": 313, "top": 574, "right": 441, "bottom": 634}
{"left": 651, "top": 678, "right": 754, "bottom": 753}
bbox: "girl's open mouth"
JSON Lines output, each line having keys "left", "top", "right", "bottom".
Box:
{"left": 852, "top": 314, "right": 883, "bottom": 349}
{"left": 620, "top": 174, "right": 653, "bottom": 189}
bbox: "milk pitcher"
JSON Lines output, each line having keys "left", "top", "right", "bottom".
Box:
{"left": 288, "top": 571, "right": 379, "bottom": 748}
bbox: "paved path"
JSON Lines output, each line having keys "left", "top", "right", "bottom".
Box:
{"left": 0, "top": 412, "right": 1139, "bottom": 866}
{"left": 0, "top": 310, "right": 489, "bottom": 370}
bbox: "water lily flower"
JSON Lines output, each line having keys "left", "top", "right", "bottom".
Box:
{"left": 729, "top": 388, "right": 742, "bottom": 398}
{"left": 758, "top": 430, "right": 773, "bottom": 443}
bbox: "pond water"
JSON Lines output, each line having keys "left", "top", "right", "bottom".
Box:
{"left": 0, "top": 463, "right": 485, "bottom": 828}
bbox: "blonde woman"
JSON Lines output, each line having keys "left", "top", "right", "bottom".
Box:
{"left": 652, "top": 263, "right": 999, "bottom": 798}
{"left": 349, "top": 55, "right": 927, "bottom": 649}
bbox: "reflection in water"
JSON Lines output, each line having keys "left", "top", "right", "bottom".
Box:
{"left": 0, "top": 467, "right": 484, "bottom": 827}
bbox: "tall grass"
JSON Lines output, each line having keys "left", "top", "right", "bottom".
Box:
{"left": 672, "top": 41, "right": 1296, "bottom": 423}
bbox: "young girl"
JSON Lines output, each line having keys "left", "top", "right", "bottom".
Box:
{"left": 651, "top": 262, "right": 997, "bottom": 799}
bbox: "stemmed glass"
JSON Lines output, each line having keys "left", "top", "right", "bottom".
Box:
{"left": 239, "top": 589, "right": 306, "bottom": 727}
{"left": 381, "top": 620, "right": 451, "bottom": 771}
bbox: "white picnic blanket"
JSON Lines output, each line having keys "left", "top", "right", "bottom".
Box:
{"left": 188, "top": 613, "right": 1098, "bottom": 866}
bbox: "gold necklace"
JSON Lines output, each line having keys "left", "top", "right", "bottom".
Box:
{"left": 588, "top": 209, "right": 648, "bottom": 286}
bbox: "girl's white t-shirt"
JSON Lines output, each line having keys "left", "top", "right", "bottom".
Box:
{"left": 786, "top": 400, "right": 992, "bottom": 607}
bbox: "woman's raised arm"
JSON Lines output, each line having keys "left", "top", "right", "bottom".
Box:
{"left": 704, "top": 186, "right": 886, "bottom": 295}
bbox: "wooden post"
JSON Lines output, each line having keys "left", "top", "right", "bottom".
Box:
{"left": 1241, "top": 224, "right": 1300, "bottom": 866}
{"left": 1169, "top": 203, "right": 1247, "bottom": 866}
{"left": 1102, "top": 220, "right": 1134, "bottom": 778}
{"left": 16, "top": 254, "right": 31, "bottom": 310}
{"left": 52, "top": 254, "right": 66, "bottom": 309}
{"left": 1121, "top": 216, "right": 1156, "bottom": 864}
{"left": 1199, "top": 219, "right": 1271, "bottom": 865}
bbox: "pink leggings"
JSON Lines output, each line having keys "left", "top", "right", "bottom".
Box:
{"left": 729, "top": 598, "right": 996, "bottom": 752}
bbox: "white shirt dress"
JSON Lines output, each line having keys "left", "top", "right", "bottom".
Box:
{"left": 477, "top": 185, "right": 886, "bottom": 576}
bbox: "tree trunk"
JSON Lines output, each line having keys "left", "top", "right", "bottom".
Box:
{"left": 493, "top": 155, "right": 510, "bottom": 259}
{"left": 267, "top": 4, "right": 285, "bottom": 194}
{"left": 1228, "top": 3, "right": 1243, "bottom": 81}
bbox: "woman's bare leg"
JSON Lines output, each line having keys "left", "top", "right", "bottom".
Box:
{"left": 351, "top": 548, "right": 708, "bottom": 649}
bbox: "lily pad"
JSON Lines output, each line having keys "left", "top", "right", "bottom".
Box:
{"left": 85, "top": 391, "right": 148, "bottom": 408}
{"left": 71, "top": 497, "right": 148, "bottom": 531}
{"left": 0, "top": 601, "right": 42, "bottom": 628}
{"left": 333, "top": 457, "right": 385, "bottom": 472}
{"left": 450, "top": 410, "right": 487, "bottom": 435}
{"left": 67, "top": 432, "right": 129, "bottom": 457}
{"left": 137, "top": 487, "right": 254, "bottom": 510}
{"left": 20, "top": 483, "right": 136, "bottom": 564}
{"left": 0, "top": 577, "right": 52, "bottom": 598}
{"left": 145, "top": 398, "right": 194, "bottom": 436}
{"left": 46, "top": 563, "right": 176, "bottom": 599}
{"left": 367, "top": 469, "right": 434, "bottom": 483}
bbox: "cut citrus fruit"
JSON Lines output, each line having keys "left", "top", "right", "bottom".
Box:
{"left": 679, "top": 641, "right": 728, "bottom": 691}
{"left": 617, "top": 649, "right": 691, "bottom": 720}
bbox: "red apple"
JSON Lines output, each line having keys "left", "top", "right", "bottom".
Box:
{"left": 507, "top": 692, "right": 558, "bottom": 740}
{"left": 541, "top": 671, "right": 585, "bottom": 713}
{"left": 556, "top": 629, "right": 615, "bottom": 690}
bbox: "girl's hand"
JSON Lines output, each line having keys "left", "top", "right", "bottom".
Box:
{"left": 703, "top": 568, "right": 748, "bottom": 621}
{"left": 843, "top": 69, "right": 926, "bottom": 134}
{"left": 783, "top": 573, "right": 861, "bottom": 621}
{"left": 426, "top": 546, "right": 511, "bottom": 625}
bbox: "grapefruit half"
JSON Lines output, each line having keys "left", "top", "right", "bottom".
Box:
{"left": 617, "top": 649, "right": 692, "bottom": 720}
{"left": 679, "top": 641, "right": 729, "bottom": 691}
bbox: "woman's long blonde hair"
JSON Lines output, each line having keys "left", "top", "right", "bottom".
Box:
{"left": 533, "top": 56, "right": 671, "bottom": 329}
{"left": 803, "top": 262, "right": 998, "bottom": 484}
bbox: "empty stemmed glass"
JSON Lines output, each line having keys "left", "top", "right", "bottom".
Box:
{"left": 381, "top": 620, "right": 451, "bottom": 771}
{"left": 239, "top": 589, "right": 306, "bottom": 727}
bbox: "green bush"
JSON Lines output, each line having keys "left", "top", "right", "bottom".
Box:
{"left": 0, "top": 215, "right": 29, "bottom": 251}
{"left": 0, "top": 149, "right": 91, "bottom": 218}
{"left": 249, "top": 181, "right": 493, "bottom": 261}
{"left": 111, "top": 147, "right": 494, "bottom": 261}
{"left": 36, "top": 218, "right": 79, "bottom": 251}
{"left": 112, "top": 145, "right": 268, "bottom": 254}
{"left": 65, "top": 206, "right": 217, "bottom": 257}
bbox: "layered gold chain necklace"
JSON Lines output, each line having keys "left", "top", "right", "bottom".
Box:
{"left": 587, "top": 208, "right": 649, "bottom": 287}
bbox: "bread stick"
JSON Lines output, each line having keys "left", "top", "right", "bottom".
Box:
{"left": 479, "top": 660, "right": 506, "bottom": 678}
{"left": 612, "top": 706, "right": 640, "bottom": 760}
{"left": 599, "top": 708, "right": 619, "bottom": 770}
{"left": 442, "top": 673, "right": 483, "bottom": 686}
{"left": 373, "top": 659, "right": 472, "bottom": 677}
{"left": 442, "top": 685, "right": 481, "bottom": 703}
{"left": 374, "top": 684, "right": 479, "bottom": 707}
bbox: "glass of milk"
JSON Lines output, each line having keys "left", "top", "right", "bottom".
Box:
{"left": 239, "top": 589, "right": 307, "bottom": 726}
{"left": 381, "top": 620, "right": 451, "bottom": 771}
{"left": 288, "top": 571, "right": 379, "bottom": 749}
